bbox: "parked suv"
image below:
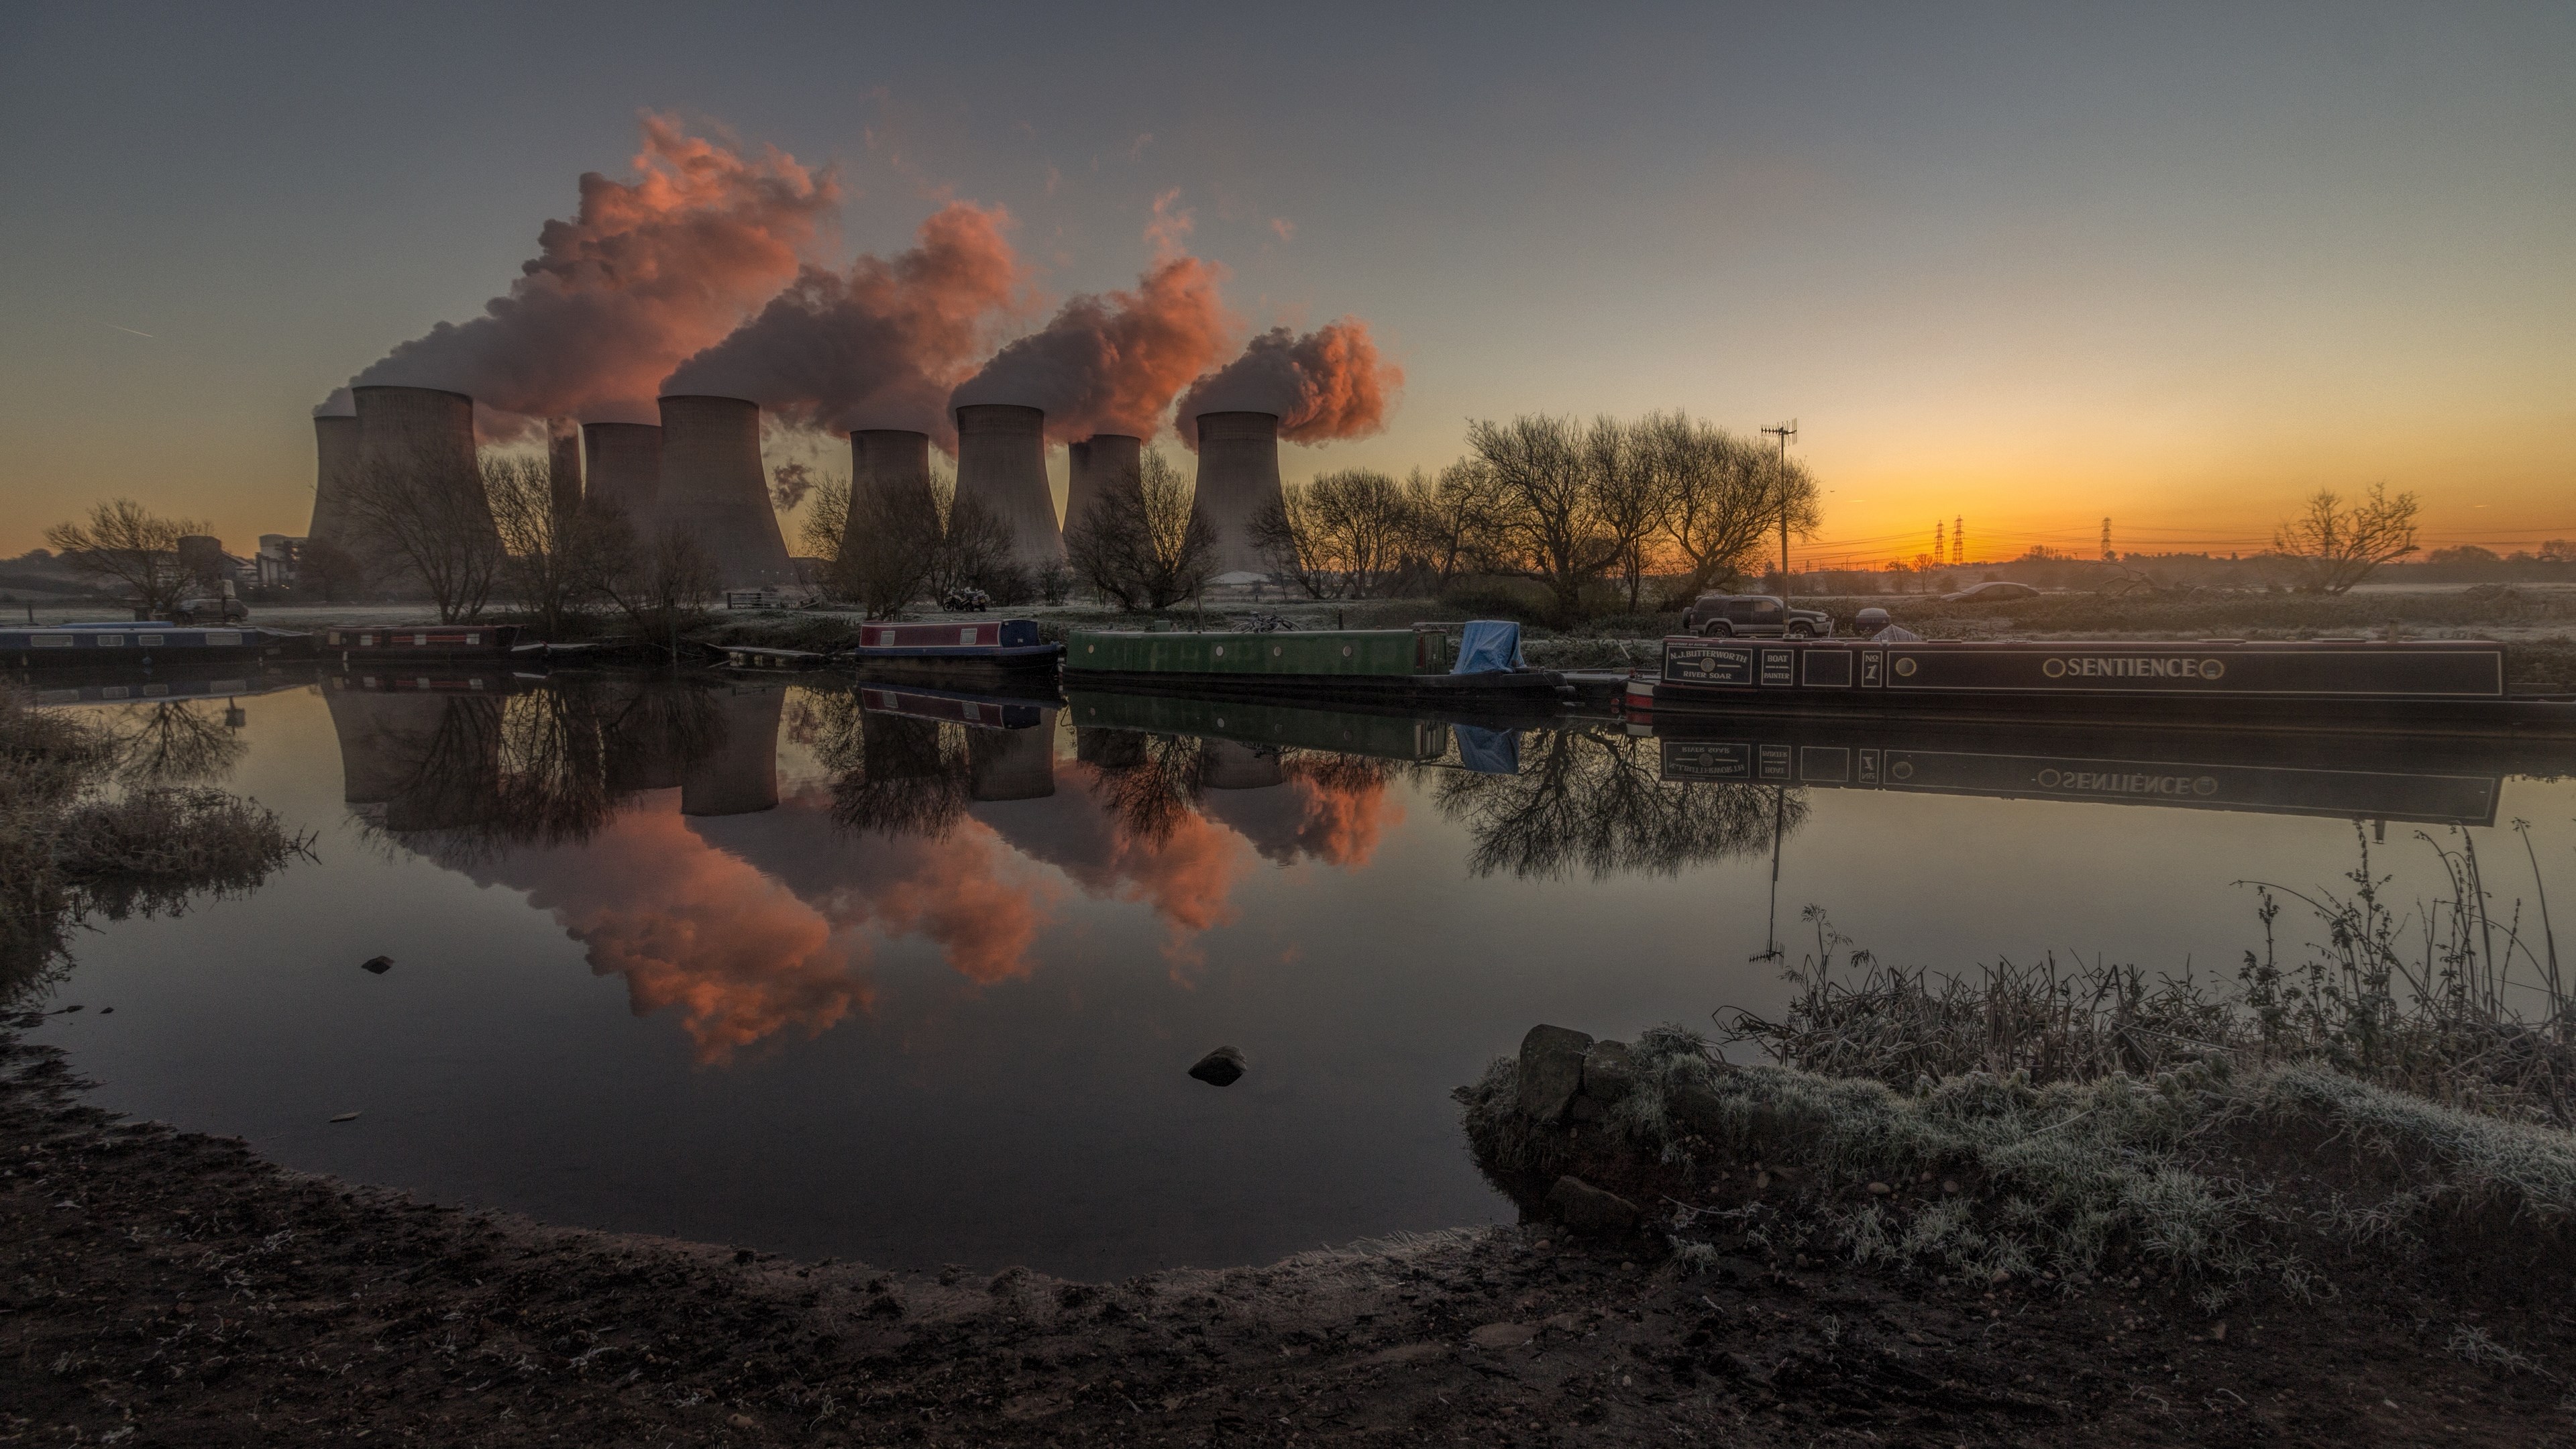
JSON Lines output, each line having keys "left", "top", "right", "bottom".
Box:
{"left": 1682, "top": 593, "right": 1834, "bottom": 639}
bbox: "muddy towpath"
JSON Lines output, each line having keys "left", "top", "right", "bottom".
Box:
{"left": 3, "top": 1031, "right": 2567, "bottom": 1447}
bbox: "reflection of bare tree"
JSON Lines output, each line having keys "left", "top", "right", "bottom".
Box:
{"left": 1434, "top": 727, "right": 1799, "bottom": 880}
{"left": 345, "top": 676, "right": 730, "bottom": 863}
{"left": 110, "top": 702, "right": 246, "bottom": 787}
{"left": 1078, "top": 729, "right": 1210, "bottom": 847}
{"left": 808, "top": 692, "right": 974, "bottom": 840}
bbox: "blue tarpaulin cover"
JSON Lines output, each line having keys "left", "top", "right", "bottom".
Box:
{"left": 1451, "top": 619, "right": 1524, "bottom": 674}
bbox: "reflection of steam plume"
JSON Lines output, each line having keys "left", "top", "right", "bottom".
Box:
{"left": 1175, "top": 319, "right": 1401, "bottom": 447}
{"left": 950, "top": 255, "right": 1228, "bottom": 443}
{"left": 1199, "top": 752, "right": 1401, "bottom": 868}
{"left": 333, "top": 116, "right": 835, "bottom": 431}
{"left": 661, "top": 203, "right": 1022, "bottom": 445}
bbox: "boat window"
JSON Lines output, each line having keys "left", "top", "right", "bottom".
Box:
{"left": 99, "top": 635, "right": 127, "bottom": 647}
{"left": 140, "top": 634, "right": 164, "bottom": 645}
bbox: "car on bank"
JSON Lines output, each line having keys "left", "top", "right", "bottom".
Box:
{"left": 1681, "top": 593, "right": 1835, "bottom": 638}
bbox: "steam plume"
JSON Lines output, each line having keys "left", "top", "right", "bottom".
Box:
{"left": 331, "top": 115, "right": 836, "bottom": 428}
{"left": 949, "top": 256, "right": 1228, "bottom": 442}
{"left": 661, "top": 203, "right": 1023, "bottom": 446}
{"left": 1175, "top": 319, "right": 1401, "bottom": 447}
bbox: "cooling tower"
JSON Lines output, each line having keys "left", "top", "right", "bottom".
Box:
{"left": 953, "top": 403, "right": 1064, "bottom": 570}
{"left": 967, "top": 712, "right": 1058, "bottom": 802}
{"left": 582, "top": 423, "right": 664, "bottom": 539}
{"left": 845, "top": 428, "right": 935, "bottom": 559}
{"left": 1200, "top": 739, "right": 1285, "bottom": 791}
{"left": 546, "top": 417, "right": 584, "bottom": 520}
{"left": 307, "top": 414, "right": 362, "bottom": 551}
{"left": 656, "top": 395, "right": 792, "bottom": 588}
{"left": 682, "top": 686, "right": 784, "bottom": 817}
{"left": 1065, "top": 433, "right": 1142, "bottom": 537}
{"left": 1189, "top": 411, "right": 1285, "bottom": 575}
{"left": 350, "top": 386, "right": 493, "bottom": 576}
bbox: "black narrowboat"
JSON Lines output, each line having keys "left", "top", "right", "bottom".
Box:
{"left": 1629, "top": 637, "right": 2575, "bottom": 737}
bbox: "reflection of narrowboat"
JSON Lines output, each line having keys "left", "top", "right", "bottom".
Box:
{"left": 1644, "top": 715, "right": 2545, "bottom": 827}
{"left": 19, "top": 661, "right": 318, "bottom": 706}
{"left": 850, "top": 620, "right": 1061, "bottom": 669}
{"left": 1066, "top": 627, "right": 1563, "bottom": 707}
{"left": 724, "top": 645, "right": 833, "bottom": 672}
{"left": 1067, "top": 688, "right": 1451, "bottom": 763}
{"left": 323, "top": 623, "right": 523, "bottom": 659}
{"left": 1629, "top": 637, "right": 2576, "bottom": 737}
{"left": 859, "top": 682, "right": 1053, "bottom": 731}
{"left": 3, "top": 622, "right": 311, "bottom": 669}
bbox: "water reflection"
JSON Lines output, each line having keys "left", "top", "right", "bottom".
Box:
{"left": 305, "top": 670, "right": 2557, "bottom": 1064}
{"left": 33, "top": 669, "right": 2576, "bottom": 1278}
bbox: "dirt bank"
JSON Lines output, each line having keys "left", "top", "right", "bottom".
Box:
{"left": 6, "top": 1030, "right": 2571, "bottom": 1446}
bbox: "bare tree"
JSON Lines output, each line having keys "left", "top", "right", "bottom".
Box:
{"left": 1646, "top": 413, "right": 1817, "bottom": 606}
{"left": 1462, "top": 415, "right": 1621, "bottom": 622}
{"left": 1582, "top": 417, "right": 1672, "bottom": 613}
{"left": 485, "top": 452, "right": 619, "bottom": 637}
{"left": 1065, "top": 446, "right": 1216, "bottom": 611}
{"left": 598, "top": 519, "right": 719, "bottom": 655}
{"left": 811, "top": 472, "right": 943, "bottom": 618}
{"left": 2271, "top": 484, "right": 2421, "bottom": 594}
{"left": 44, "top": 500, "right": 213, "bottom": 620}
{"left": 1254, "top": 468, "right": 1417, "bottom": 600}
{"left": 295, "top": 537, "right": 364, "bottom": 602}
{"left": 1403, "top": 462, "right": 1497, "bottom": 592}
{"left": 342, "top": 441, "right": 501, "bottom": 622}
{"left": 924, "top": 492, "right": 1022, "bottom": 604}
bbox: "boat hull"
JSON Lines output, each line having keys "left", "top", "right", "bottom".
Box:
{"left": 2, "top": 625, "right": 309, "bottom": 669}
{"left": 1633, "top": 637, "right": 2575, "bottom": 739}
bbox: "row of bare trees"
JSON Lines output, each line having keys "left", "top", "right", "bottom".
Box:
{"left": 1253, "top": 412, "right": 1821, "bottom": 619}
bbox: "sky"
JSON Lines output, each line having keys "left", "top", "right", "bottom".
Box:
{"left": 3, "top": 1, "right": 2570, "bottom": 564}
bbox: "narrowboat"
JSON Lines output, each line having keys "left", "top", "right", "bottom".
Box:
{"left": 322, "top": 623, "right": 523, "bottom": 659}
{"left": 2, "top": 621, "right": 311, "bottom": 669}
{"left": 848, "top": 619, "right": 1063, "bottom": 682}
{"left": 1638, "top": 714, "right": 2545, "bottom": 828}
{"left": 1627, "top": 636, "right": 2576, "bottom": 737}
{"left": 1063, "top": 624, "right": 1564, "bottom": 707}
{"left": 18, "top": 661, "right": 317, "bottom": 708}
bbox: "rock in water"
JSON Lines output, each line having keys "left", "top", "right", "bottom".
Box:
{"left": 360, "top": 956, "right": 394, "bottom": 975}
{"left": 1189, "top": 1046, "right": 1247, "bottom": 1086}
{"left": 1580, "top": 1038, "right": 1634, "bottom": 1102}
{"left": 1546, "top": 1175, "right": 1640, "bottom": 1234}
{"left": 1517, "top": 1024, "right": 1594, "bottom": 1122}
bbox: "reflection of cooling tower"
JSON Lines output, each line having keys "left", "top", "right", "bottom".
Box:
{"left": 1190, "top": 411, "right": 1284, "bottom": 575}
{"left": 1065, "top": 433, "right": 1141, "bottom": 537}
{"left": 682, "top": 688, "right": 784, "bottom": 816}
{"left": 657, "top": 395, "right": 792, "bottom": 587}
{"left": 308, "top": 414, "right": 362, "bottom": 551}
{"left": 1201, "top": 739, "right": 1285, "bottom": 790}
{"left": 546, "top": 418, "right": 584, "bottom": 519}
{"left": 953, "top": 403, "right": 1063, "bottom": 569}
{"left": 1075, "top": 727, "right": 1146, "bottom": 768}
{"left": 863, "top": 714, "right": 947, "bottom": 782}
{"left": 847, "top": 429, "right": 935, "bottom": 559}
{"left": 324, "top": 685, "right": 453, "bottom": 804}
{"left": 353, "top": 386, "right": 493, "bottom": 574}
{"left": 968, "top": 711, "right": 1059, "bottom": 802}
{"left": 583, "top": 423, "right": 664, "bottom": 539}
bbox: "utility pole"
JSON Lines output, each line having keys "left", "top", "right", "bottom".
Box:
{"left": 1763, "top": 420, "right": 1798, "bottom": 594}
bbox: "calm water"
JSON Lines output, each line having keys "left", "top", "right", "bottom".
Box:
{"left": 25, "top": 669, "right": 2576, "bottom": 1278}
